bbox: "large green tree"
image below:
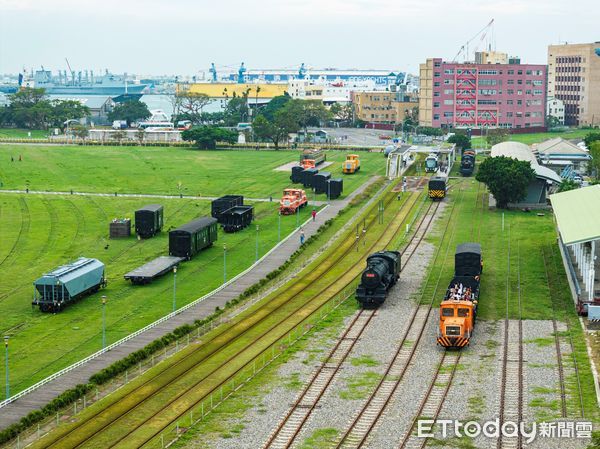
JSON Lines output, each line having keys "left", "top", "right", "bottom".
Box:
{"left": 252, "top": 110, "right": 299, "bottom": 149}
{"left": 475, "top": 156, "right": 535, "bottom": 208}
{"left": 49, "top": 99, "right": 90, "bottom": 128}
{"left": 261, "top": 94, "right": 291, "bottom": 121}
{"left": 107, "top": 99, "right": 150, "bottom": 126}
{"left": 588, "top": 141, "right": 600, "bottom": 179}
{"left": 584, "top": 132, "right": 600, "bottom": 150}
{"left": 181, "top": 126, "right": 238, "bottom": 149}
{"left": 447, "top": 133, "right": 472, "bottom": 150}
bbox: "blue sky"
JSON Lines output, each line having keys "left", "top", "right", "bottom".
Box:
{"left": 0, "top": 0, "right": 598, "bottom": 76}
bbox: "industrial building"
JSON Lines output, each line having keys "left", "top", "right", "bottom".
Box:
{"left": 533, "top": 137, "right": 591, "bottom": 174}
{"left": 419, "top": 58, "right": 547, "bottom": 130}
{"left": 353, "top": 91, "right": 418, "bottom": 125}
{"left": 547, "top": 42, "right": 600, "bottom": 126}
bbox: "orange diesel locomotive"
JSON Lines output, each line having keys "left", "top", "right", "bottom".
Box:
{"left": 437, "top": 243, "right": 482, "bottom": 348}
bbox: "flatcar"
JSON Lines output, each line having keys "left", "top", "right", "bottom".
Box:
{"left": 437, "top": 243, "right": 483, "bottom": 348}
{"left": 299, "top": 149, "right": 326, "bottom": 168}
{"left": 460, "top": 150, "right": 476, "bottom": 176}
{"left": 428, "top": 177, "right": 447, "bottom": 201}
{"left": 425, "top": 153, "right": 438, "bottom": 173}
{"left": 32, "top": 257, "right": 106, "bottom": 312}
{"left": 135, "top": 204, "right": 164, "bottom": 238}
{"left": 356, "top": 251, "right": 401, "bottom": 308}
{"left": 169, "top": 217, "right": 218, "bottom": 259}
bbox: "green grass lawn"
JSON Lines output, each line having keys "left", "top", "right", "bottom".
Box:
{"left": 0, "top": 128, "right": 48, "bottom": 139}
{"left": 0, "top": 146, "right": 385, "bottom": 199}
{"left": 0, "top": 193, "right": 317, "bottom": 394}
{"left": 471, "top": 128, "right": 592, "bottom": 147}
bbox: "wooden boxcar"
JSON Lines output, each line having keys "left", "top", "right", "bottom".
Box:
{"left": 314, "top": 172, "right": 332, "bottom": 194}
{"left": 327, "top": 178, "right": 343, "bottom": 199}
{"left": 135, "top": 204, "right": 164, "bottom": 238}
{"left": 302, "top": 168, "right": 319, "bottom": 188}
{"left": 169, "top": 217, "right": 218, "bottom": 259}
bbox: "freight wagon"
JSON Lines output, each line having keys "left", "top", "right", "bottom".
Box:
{"left": 327, "top": 178, "right": 343, "bottom": 199}
{"left": 135, "top": 204, "right": 164, "bottom": 238}
{"left": 211, "top": 195, "right": 243, "bottom": 220}
{"left": 302, "top": 168, "right": 319, "bottom": 188}
{"left": 220, "top": 205, "right": 254, "bottom": 232}
{"left": 169, "top": 217, "right": 218, "bottom": 259}
{"left": 290, "top": 165, "right": 304, "bottom": 183}
{"left": 32, "top": 257, "right": 106, "bottom": 312}
{"left": 313, "top": 172, "right": 332, "bottom": 194}
{"left": 299, "top": 149, "right": 326, "bottom": 168}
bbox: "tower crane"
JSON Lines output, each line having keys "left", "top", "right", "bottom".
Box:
{"left": 452, "top": 19, "right": 494, "bottom": 63}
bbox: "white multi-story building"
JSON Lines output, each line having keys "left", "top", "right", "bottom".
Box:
{"left": 547, "top": 97, "right": 565, "bottom": 126}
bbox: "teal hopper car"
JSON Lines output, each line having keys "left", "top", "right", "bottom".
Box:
{"left": 32, "top": 257, "right": 106, "bottom": 312}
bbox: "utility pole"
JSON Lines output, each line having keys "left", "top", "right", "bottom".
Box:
{"left": 172, "top": 266, "right": 177, "bottom": 312}
{"left": 223, "top": 244, "right": 227, "bottom": 283}
{"left": 255, "top": 225, "right": 260, "bottom": 262}
{"left": 101, "top": 296, "right": 107, "bottom": 349}
{"left": 4, "top": 336, "right": 9, "bottom": 400}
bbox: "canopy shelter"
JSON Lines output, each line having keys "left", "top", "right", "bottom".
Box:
{"left": 550, "top": 185, "right": 600, "bottom": 304}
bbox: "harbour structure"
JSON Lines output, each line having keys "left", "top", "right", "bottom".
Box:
{"left": 21, "top": 69, "right": 148, "bottom": 95}
{"left": 547, "top": 41, "right": 600, "bottom": 126}
{"left": 419, "top": 57, "right": 547, "bottom": 131}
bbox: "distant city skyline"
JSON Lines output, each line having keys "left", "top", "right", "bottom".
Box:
{"left": 0, "top": 0, "right": 598, "bottom": 76}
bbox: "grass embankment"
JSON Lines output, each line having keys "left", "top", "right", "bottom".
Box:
{"left": 0, "top": 129, "right": 48, "bottom": 139}
{"left": 0, "top": 194, "right": 315, "bottom": 394}
{"left": 418, "top": 179, "right": 599, "bottom": 421}
{"left": 0, "top": 146, "right": 384, "bottom": 199}
{"left": 471, "top": 129, "right": 591, "bottom": 147}
{"left": 32, "top": 185, "right": 425, "bottom": 448}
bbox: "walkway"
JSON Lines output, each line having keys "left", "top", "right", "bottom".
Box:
{"left": 0, "top": 176, "right": 380, "bottom": 429}
{"left": 0, "top": 189, "right": 327, "bottom": 205}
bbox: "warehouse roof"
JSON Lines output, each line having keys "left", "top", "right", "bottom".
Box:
{"left": 534, "top": 138, "right": 590, "bottom": 159}
{"left": 490, "top": 141, "right": 562, "bottom": 184}
{"left": 549, "top": 185, "right": 600, "bottom": 245}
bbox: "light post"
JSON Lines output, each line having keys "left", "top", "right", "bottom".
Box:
{"left": 101, "top": 296, "right": 107, "bottom": 349}
{"left": 172, "top": 266, "right": 177, "bottom": 312}
{"left": 255, "top": 225, "right": 259, "bottom": 262}
{"left": 4, "top": 336, "right": 9, "bottom": 400}
{"left": 296, "top": 207, "right": 299, "bottom": 228}
{"left": 223, "top": 244, "right": 227, "bottom": 283}
{"left": 278, "top": 212, "right": 281, "bottom": 242}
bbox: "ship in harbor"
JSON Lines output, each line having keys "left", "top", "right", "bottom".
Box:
{"left": 22, "top": 69, "right": 149, "bottom": 95}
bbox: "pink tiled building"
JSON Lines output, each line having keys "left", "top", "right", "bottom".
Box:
{"left": 419, "top": 58, "right": 547, "bottom": 131}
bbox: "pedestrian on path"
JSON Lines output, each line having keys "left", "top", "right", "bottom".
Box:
{"left": 300, "top": 229, "right": 305, "bottom": 245}
{"left": 311, "top": 209, "right": 316, "bottom": 222}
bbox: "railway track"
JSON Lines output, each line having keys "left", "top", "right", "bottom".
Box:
{"left": 497, "top": 229, "right": 523, "bottom": 449}
{"left": 31, "top": 183, "right": 415, "bottom": 449}
{"left": 331, "top": 187, "right": 466, "bottom": 449}
{"left": 262, "top": 196, "right": 443, "bottom": 449}
{"left": 397, "top": 351, "right": 462, "bottom": 449}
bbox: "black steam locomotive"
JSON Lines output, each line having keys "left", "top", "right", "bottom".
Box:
{"left": 460, "top": 150, "right": 476, "bottom": 176}
{"left": 356, "top": 251, "right": 401, "bottom": 308}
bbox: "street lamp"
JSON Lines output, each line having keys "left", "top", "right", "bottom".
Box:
{"left": 172, "top": 266, "right": 177, "bottom": 312}
{"left": 223, "top": 244, "right": 227, "bottom": 283}
{"left": 101, "top": 296, "right": 107, "bottom": 349}
{"left": 4, "top": 336, "right": 9, "bottom": 400}
{"left": 278, "top": 212, "right": 281, "bottom": 242}
{"left": 255, "top": 225, "right": 260, "bottom": 262}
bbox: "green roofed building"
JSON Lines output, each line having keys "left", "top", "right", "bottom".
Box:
{"left": 549, "top": 185, "right": 600, "bottom": 314}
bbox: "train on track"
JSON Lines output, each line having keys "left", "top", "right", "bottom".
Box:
{"left": 356, "top": 251, "right": 401, "bottom": 308}
{"left": 460, "top": 150, "right": 476, "bottom": 176}
{"left": 428, "top": 177, "right": 447, "bottom": 201}
{"left": 437, "top": 243, "right": 483, "bottom": 348}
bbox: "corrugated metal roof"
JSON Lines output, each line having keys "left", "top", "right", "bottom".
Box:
{"left": 534, "top": 138, "right": 590, "bottom": 158}
{"left": 36, "top": 257, "right": 104, "bottom": 285}
{"left": 172, "top": 217, "right": 217, "bottom": 233}
{"left": 549, "top": 185, "right": 600, "bottom": 245}
{"left": 490, "top": 141, "right": 562, "bottom": 184}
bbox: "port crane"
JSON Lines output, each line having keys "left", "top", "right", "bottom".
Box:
{"left": 452, "top": 19, "right": 494, "bottom": 62}
{"left": 209, "top": 63, "right": 217, "bottom": 82}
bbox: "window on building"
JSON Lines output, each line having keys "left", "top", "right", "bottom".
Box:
{"left": 517, "top": 79, "right": 523, "bottom": 85}
{"left": 517, "top": 70, "right": 523, "bottom": 75}
{"left": 434, "top": 114, "right": 440, "bottom": 120}
{"left": 444, "top": 79, "right": 454, "bottom": 85}
{"left": 434, "top": 102, "right": 440, "bottom": 107}
{"left": 444, "top": 89, "right": 454, "bottom": 95}
{"left": 508, "top": 89, "right": 514, "bottom": 95}
{"left": 444, "top": 99, "right": 454, "bottom": 105}
{"left": 444, "top": 69, "right": 454, "bottom": 75}
{"left": 508, "top": 70, "right": 514, "bottom": 75}
{"left": 533, "top": 89, "right": 543, "bottom": 95}
{"left": 434, "top": 82, "right": 440, "bottom": 87}
{"left": 507, "top": 100, "right": 513, "bottom": 105}
{"left": 507, "top": 80, "right": 514, "bottom": 85}
{"left": 434, "top": 61, "right": 441, "bottom": 67}
{"left": 434, "top": 92, "right": 440, "bottom": 97}
{"left": 434, "top": 72, "right": 441, "bottom": 77}
{"left": 444, "top": 112, "right": 453, "bottom": 117}
{"left": 517, "top": 100, "right": 523, "bottom": 105}
{"left": 517, "top": 90, "right": 523, "bottom": 95}
{"left": 506, "top": 112, "right": 513, "bottom": 117}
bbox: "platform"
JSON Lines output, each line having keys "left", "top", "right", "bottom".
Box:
{"left": 124, "top": 256, "right": 185, "bottom": 284}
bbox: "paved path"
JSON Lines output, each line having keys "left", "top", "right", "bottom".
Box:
{"left": 0, "top": 189, "right": 328, "bottom": 205}
{"left": 0, "top": 176, "right": 380, "bottom": 429}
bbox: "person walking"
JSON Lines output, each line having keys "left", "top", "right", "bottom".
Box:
{"left": 311, "top": 209, "right": 317, "bottom": 222}
{"left": 300, "top": 230, "right": 305, "bottom": 245}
